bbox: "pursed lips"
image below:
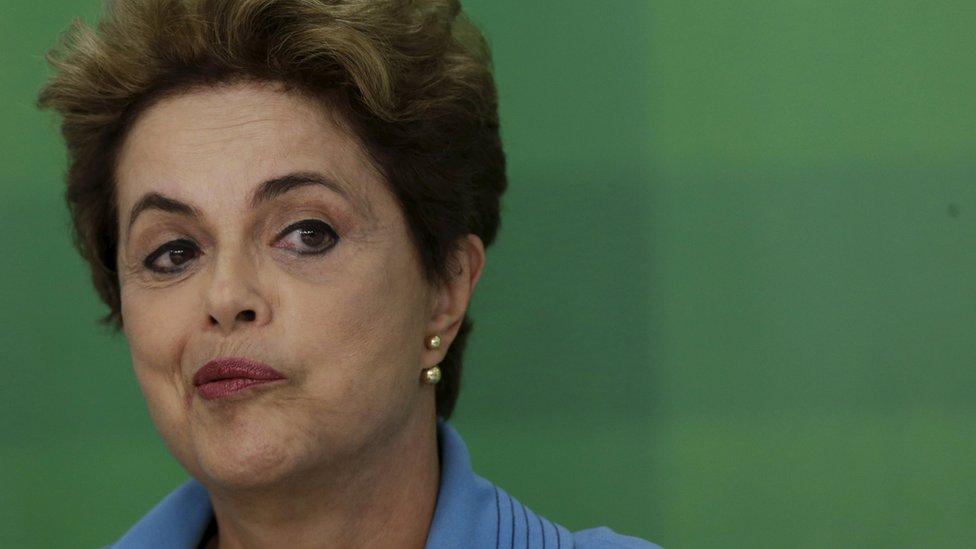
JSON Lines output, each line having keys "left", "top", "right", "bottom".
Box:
{"left": 193, "top": 357, "right": 287, "bottom": 400}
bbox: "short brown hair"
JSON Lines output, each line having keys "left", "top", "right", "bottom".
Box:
{"left": 36, "top": 0, "right": 507, "bottom": 420}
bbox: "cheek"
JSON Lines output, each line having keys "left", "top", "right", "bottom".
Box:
{"left": 121, "top": 284, "right": 194, "bottom": 440}
{"left": 121, "top": 284, "right": 192, "bottom": 369}
{"left": 286, "top": 253, "right": 427, "bottom": 416}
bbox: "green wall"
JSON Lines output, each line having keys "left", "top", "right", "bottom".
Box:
{"left": 3, "top": 1, "right": 974, "bottom": 546}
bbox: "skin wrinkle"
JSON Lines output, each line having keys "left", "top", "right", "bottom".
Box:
{"left": 114, "top": 80, "right": 486, "bottom": 549}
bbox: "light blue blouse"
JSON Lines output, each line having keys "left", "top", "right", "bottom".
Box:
{"left": 109, "top": 419, "right": 660, "bottom": 548}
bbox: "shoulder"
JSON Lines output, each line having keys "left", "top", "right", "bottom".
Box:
{"left": 433, "top": 420, "right": 661, "bottom": 549}
{"left": 108, "top": 478, "right": 213, "bottom": 548}
{"left": 572, "top": 526, "right": 663, "bottom": 549}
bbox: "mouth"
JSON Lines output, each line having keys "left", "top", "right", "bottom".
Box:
{"left": 193, "top": 357, "right": 288, "bottom": 401}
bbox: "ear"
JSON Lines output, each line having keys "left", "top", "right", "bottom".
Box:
{"left": 422, "top": 234, "right": 486, "bottom": 367}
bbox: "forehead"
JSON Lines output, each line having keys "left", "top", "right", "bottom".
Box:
{"left": 114, "top": 81, "right": 380, "bottom": 215}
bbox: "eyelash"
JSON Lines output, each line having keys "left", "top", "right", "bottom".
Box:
{"left": 142, "top": 219, "right": 340, "bottom": 275}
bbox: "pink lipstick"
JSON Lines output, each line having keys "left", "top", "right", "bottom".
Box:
{"left": 193, "top": 357, "right": 287, "bottom": 401}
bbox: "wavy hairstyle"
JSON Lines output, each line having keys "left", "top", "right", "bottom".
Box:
{"left": 36, "top": 0, "right": 507, "bottom": 420}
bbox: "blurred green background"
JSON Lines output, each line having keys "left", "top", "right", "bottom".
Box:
{"left": 3, "top": 0, "right": 975, "bottom": 547}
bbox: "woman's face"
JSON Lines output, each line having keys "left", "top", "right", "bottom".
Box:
{"left": 114, "top": 81, "right": 445, "bottom": 489}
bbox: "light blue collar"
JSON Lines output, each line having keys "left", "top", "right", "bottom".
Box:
{"left": 109, "top": 419, "right": 583, "bottom": 548}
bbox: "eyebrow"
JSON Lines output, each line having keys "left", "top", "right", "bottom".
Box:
{"left": 125, "top": 171, "right": 369, "bottom": 238}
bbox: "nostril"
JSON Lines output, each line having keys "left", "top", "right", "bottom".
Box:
{"left": 237, "top": 310, "right": 256, "bottom": 322}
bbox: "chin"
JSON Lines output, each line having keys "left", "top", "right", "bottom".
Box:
{"left": 189, "top": 426, "right": 308, "bottom": 490}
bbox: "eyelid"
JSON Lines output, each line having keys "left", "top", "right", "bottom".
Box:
{"left": 139, "top": 214, "right": 339, "bottom": 275}
{"left": 273, "top": 218, "right": 340, "bottom": 254}
{"left": 142, "top": 238, "right": 201, "bottom": 275}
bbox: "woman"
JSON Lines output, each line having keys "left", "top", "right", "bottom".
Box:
{"left": 37, "top": 1, "right": 659, "bottom": 547}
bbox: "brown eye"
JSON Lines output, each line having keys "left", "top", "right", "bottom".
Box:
{"left": 275, "top": 219, "right": 339, "bottom": 255}
{"left": 144, "top": 239, "right": 200, "bottom": 274}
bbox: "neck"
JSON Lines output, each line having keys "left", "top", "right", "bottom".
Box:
{"left": 201, "top": 408, "right": 441, "bottom": 549}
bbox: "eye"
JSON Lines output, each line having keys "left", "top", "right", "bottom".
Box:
{"left": 274, "top": 219, "right": 339, "bottom": 255}
{"left": 143, "top": 238, "right": 200, "bottom": 274}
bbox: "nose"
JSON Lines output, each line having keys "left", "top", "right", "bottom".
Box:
{"left": 203, "top": 247, "right": 272, "bottom": 335}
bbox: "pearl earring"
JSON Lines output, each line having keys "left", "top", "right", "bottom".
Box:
{"left": 422, "top": 335, "right": 442, "bottom": 384}
{"left": 422, "top": 365, "right": 442, "bottom": 385}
